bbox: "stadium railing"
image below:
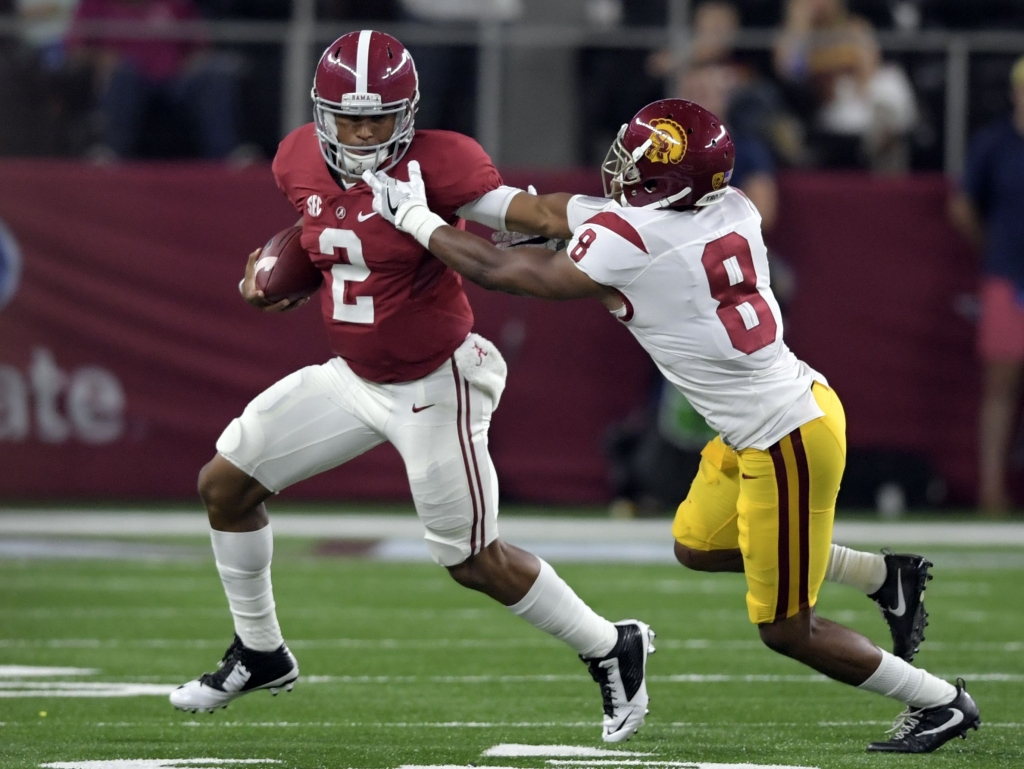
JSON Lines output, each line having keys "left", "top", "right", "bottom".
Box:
{"left": 1, "top": 7, "right": 1024, "bottom": 172}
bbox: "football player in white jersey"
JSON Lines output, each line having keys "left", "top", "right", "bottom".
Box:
{"left": 364, "top": 98, "right": 981, "bottom": 754}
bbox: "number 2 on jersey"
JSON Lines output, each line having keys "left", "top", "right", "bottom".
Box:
{"left": 700, "top": 232, "right": 777, "bottom": 354}
{"left": 319, "top": 228, "right": 373, "bottom": 324}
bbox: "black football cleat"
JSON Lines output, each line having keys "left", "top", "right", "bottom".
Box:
{"left": 581, "top": 620, "right": 655, "bottom": 743}
{"left": 868, "top": 548, "right": 932, "bottom": 661}
{"left": 170, "top": 634, "right": 298, "bottom": 713}
{"left": 867, "top": 679, "right": 980, "bottom": 753}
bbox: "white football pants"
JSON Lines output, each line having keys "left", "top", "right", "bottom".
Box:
{"left": 215, "top": 341, "right": 500, "bottom": 566}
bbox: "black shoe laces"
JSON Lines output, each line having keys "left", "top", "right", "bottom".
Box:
{"left": 199, "top": 637, "right": 244, "bottom": 688}
{"left": 584, "top": 659, "right": 615, "bottom": 717}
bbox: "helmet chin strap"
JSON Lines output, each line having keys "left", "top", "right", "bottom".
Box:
{"left": 340, "top": 145, "right": 388, "bottom": 176}
{"left": 647, "top": 186, "right": 692, "bottom": 209}
{"left": 624, "top": 186, "right": 692, "bottom": 209}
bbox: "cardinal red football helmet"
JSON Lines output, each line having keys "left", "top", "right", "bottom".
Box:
{"left": 312, "top": 30, "right": 419, "bottom": 177}
{"left": 602, "top": 98, "right": 735, "bottom": 210}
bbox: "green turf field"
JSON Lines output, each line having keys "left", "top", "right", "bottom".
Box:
{"left": 1, "top": 540, "right": 1022, "bottom": 769}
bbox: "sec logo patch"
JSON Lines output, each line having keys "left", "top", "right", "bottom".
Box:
{"left": 307, "top": 195, "right": 323, "bottom": 217}
{"left": 0, "top": 217, "right": 23, "bottom": 313}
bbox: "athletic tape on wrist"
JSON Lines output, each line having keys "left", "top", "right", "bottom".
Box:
{"left": 399, "top": 205, "right": 447, "bottom": 249}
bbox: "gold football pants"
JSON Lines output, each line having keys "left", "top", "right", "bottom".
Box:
{"left": 672, "top": 383, "right": 847, "bottom": 624}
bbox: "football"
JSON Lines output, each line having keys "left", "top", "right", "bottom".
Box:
{"left": 253, "top": 225, "right": 323, "bottom": 303}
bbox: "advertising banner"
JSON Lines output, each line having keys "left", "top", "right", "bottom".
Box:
{"left": 0, "top": 163, "right": 979, "bottom": 503}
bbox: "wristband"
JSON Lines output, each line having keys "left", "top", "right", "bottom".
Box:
{"left": 398, "top": 204, "right": 448, "bottom": 249}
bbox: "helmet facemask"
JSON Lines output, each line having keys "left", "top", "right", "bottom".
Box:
{"left": 312, "top": 88, "right": 419, "bottom": 179}
{"left": 601, "top": 124, "right": 642, "bottom": 206}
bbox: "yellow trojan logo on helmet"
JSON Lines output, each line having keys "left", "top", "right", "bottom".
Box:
{"left": 644, "top": 118, "right": 687, "bottom": 165}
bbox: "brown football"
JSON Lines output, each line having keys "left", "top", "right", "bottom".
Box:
{"left": 253, "top": 225, "right": 323, "bottom": 303}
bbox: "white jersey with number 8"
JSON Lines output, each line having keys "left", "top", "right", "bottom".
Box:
{"left": 566, "top": 187, "right": 826, "bottom": 451}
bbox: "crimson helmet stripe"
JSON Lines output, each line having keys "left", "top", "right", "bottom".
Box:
{"left": 355, "top": 29, "right": 372, "bottom": 93}
{"left": 585, "top": 211, "right": 648, "bottom": 254}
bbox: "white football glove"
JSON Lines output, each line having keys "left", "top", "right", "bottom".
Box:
{"left": 362, "top": 160, "right": 447, "bottom": 248}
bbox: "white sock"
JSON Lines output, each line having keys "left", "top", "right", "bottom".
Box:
{"left": 508, "top": 559, "right": 618, "bottom": 658}
{"left": 858, "top": 649, "right": 957, "bottom": 709}
{"left": 826, "top": 544, "right": 887, "bottom": 594}
{"left": 210, "top": 526, "right": 284, "bottom": 652}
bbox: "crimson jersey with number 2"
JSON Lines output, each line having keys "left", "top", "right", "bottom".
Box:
{"left": 272, "top": 125, "right": 503, "bottom": 383}
{"left": 566, "top": 187, "right": 826, "bottom": 450}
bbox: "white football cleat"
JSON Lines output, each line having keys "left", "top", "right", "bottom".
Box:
{"left": 170, "top": 634, "right": 299, "bottom": 713}
{"left": 581, "top": 619, "right": 656, "bottom": 743}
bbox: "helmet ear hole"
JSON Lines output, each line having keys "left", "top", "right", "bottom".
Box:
{"left": 643, "top": 180, "right": 658, "bottom": 193}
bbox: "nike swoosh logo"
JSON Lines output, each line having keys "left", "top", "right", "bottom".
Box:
{"left": 357, "top": 210, "right": 377, "bottom": 222}
{"left": 385, "top": 188, "right": 400, "bottom": 219}
{"left": 917, "top": 708, "right": 964, "bottom": 736}
{"left": 886, "top": 568, "right": 907, "bottom": 617}
{"left": 412, "top": 404, "right": 434, "bottom": 413}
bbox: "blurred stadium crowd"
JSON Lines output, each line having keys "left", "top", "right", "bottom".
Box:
{"left": 0, "top": 0, "right": 1022, "bottom": 172}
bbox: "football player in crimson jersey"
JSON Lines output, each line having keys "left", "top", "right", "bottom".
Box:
{"left": 169, "top": 29, "right": 656, "bottom": 745}
{"left": 365, "top": 98, "right": 981, "bottom": 754}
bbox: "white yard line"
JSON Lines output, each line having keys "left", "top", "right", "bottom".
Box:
{"left": 1, "top": 637, "right": 1021, "bottom": 652}
{"left": 41, "top": 762, "right": 280, "bottom": 769}
{"left": 0, "top": 666, "right": 98, "bottom": 677}
{"left": 542, "top": 763, "right": 806, "bottom": 768}
{"left": 0, "top": 673, "right": 1021, "bottom": 700}
{"left": 486, "top": 746, "right": 653, "bottom": 757}
{"left": 0, "top": 683, "right": 176, "bottom": 698}
{"left": 68, "top": 720, "right": 1024, "bottom": 729}
{"left": 2, "top": 512, "right": 1024, "bottom": 546}
{"left": 296, "top": 673, "right": 1024, "bottom": 684}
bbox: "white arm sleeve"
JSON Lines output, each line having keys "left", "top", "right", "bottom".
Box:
{"left": 456, "top": 185, "right": 524, "bottom": 231}
{"left": 566, "top": 194, "right": 620, "bottom": 233}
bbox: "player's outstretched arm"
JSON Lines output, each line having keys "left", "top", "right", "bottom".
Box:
{"left": 466, "top": 188, "right": 618, "bottom": 243}
{"left": 457, "top": 184, "right": 572, "bottom": 240}
{"left": 503, "top": 190, "right": 574, "bottom": 240}
{"left": 428, "top": 227, "right": 605, "bottom": 301}
{"left": 363, "top": 163, "right": 609, "bottom": 302}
